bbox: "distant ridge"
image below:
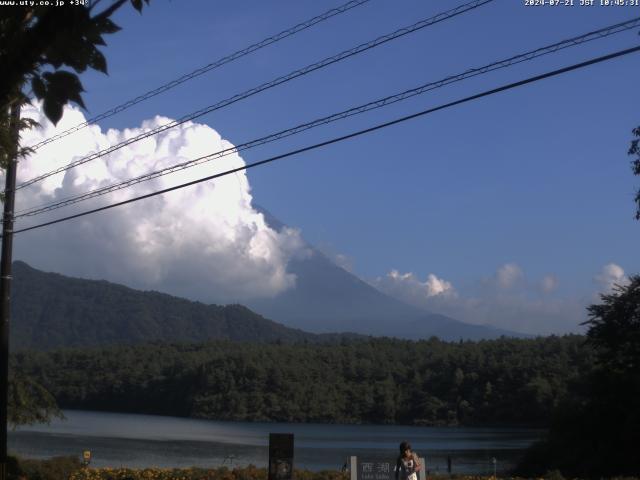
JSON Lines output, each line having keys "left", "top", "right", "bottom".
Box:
{"left": 248, "top": 206, "right": 523, "bottom": 341}
{"left": 10, "top": 207, "right": 523, "bottom": 349}
{"left": 10, "top": 261, "right": 361, "bottom": 350}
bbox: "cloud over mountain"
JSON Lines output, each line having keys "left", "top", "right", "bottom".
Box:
{"left": 373, "top": 270, "right": 456, "bottom": 302}
{"left": 10, "top": 104, "right": 306, "bottom": 302}
{"left": 372, "top": 262, "right": 628, "bottom": 335}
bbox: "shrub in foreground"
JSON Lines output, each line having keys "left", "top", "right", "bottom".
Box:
{"left": 9, "top": 455, "right": 82, "bottom": 480}
{"left": 68, "top": 466, "right": 349, "bottom": 480}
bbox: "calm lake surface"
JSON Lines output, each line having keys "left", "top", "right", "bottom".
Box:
{"left": 9, "top": 410, "right": 543, "bottom": 473}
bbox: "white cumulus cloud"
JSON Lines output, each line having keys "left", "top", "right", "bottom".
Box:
{"left": 372, "top": 264, "right": 588, "bottom": 335}
{"left": 9, "top": 103, "right": 306, "bottom": 303}
{"left": 594, "top": 263, "right": 629, "bottom": 293}
{"left": 495, "top": 263, "right": 524, "bottom": 289}
{"left": 373, "top": 270, "right": 457, "bottom": 306}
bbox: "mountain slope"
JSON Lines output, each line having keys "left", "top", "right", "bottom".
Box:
{"left": 248, "top": 207, "right": 521, "bottom": 340}
{"left": 10, "top": 261, "right": 354, "bottom": 350}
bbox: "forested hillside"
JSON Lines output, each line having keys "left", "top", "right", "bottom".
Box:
{"left": 12, "top": 335, "right": 592, "bottom": 426}
{"left": 11, "top": 260, "right": 519, "bottom": 349}
{"left": 11, "top": 261, "right": 357, "bottom": 349}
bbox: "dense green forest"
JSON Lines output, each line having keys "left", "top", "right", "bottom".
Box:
{"left": 12, "top": 335, "right": 592, "bottom": 426}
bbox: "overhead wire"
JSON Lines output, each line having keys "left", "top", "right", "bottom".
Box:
{"left": 26, "top": 0, "right": 373, "bottom": 151}
{"left": 14, "top": 16, "right": 640, "bottom": 219}
{"left": 12, "top": 0, "right": 496, "bottom": 193}
{"left": 10, "top": 44, "right": 640, "bottom": 236}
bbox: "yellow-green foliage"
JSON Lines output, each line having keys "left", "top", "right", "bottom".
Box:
{"left": 66, "top": 472, "right": 640, "bottom": 480}
{"left": 69, "top": 466, "right": 349, "bottom": 480}
{"left": 11, "top": 455, "right": 82, "bottom": 480}
{"left": 14, "top": 458, "right": 640, "bottom": 480}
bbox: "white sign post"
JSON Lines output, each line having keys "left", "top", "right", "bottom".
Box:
{"left": 349, "top": 456, "right": 426, "bottom": 480}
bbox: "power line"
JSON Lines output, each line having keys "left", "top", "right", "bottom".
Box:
{"left": 14, "top": 16, "right": 640, "bottom": 219}
{"left": 25, "top": 0, "right": 372, "bottom": 152}
{"left": 12, "top": 0, "right": 495, "bottom": 193}
{"left": 10, "top": 44, "right": 640, "bottom": 236}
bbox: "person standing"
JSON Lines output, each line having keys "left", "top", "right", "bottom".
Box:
{"left": 396, "top": 441, "right": 422, "bottom": 480}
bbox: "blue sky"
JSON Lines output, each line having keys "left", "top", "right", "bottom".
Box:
{"left": 15, "top": 0, "right": 640, "bottom": 333}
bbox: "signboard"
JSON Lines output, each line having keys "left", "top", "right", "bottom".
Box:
{"left": 268, "top": 433, "right": 294, "bottom": 480}
{"left": 350, "top": 456, "right": 425, "bottom": 480}
{"left": 358, "top": 459, "right": 394, "bottom": 480}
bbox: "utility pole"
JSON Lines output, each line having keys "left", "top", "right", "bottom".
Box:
{"left": 0, "top": 103, "right": 21, "bottom": 480}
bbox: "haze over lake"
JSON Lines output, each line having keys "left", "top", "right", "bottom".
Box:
{"left": 9, "top": 410, "right": 543, "bottom": 473}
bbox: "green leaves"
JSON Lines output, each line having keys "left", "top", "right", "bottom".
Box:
{"left": 630, "top": 126, "right": 640, "bottom": 220}
{"left": 7, "top": 374, "right": 64, "bottom": 428}
{"left": 89, "top": 49, "right": 108, "bottom": 74}
{"left": 519, "top": 277, "right": 640, "bottom": 478}
{"left": 585, "top": 275, "right": 640, "bottom": 373}
{"left": 31, "top": 76, "right": 46, "bottom": 99}
{"left": 94, "top": 17, "right": 122, "bottom": 35}
{"left": 131, "top": 0, "right": 151, "bottom": 13}
{"left": 1, "top": 0, "right": 151, "bottom": 130}
{"left": 34, "top": 70, "right": 86, "bottom": 125}
{"left": 0, "top": 96, "right": 39, "bottom": 168}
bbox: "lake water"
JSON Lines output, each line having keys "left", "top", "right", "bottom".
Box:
{"left": 9, "top": 410, "right": 543, "bottom": 473}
